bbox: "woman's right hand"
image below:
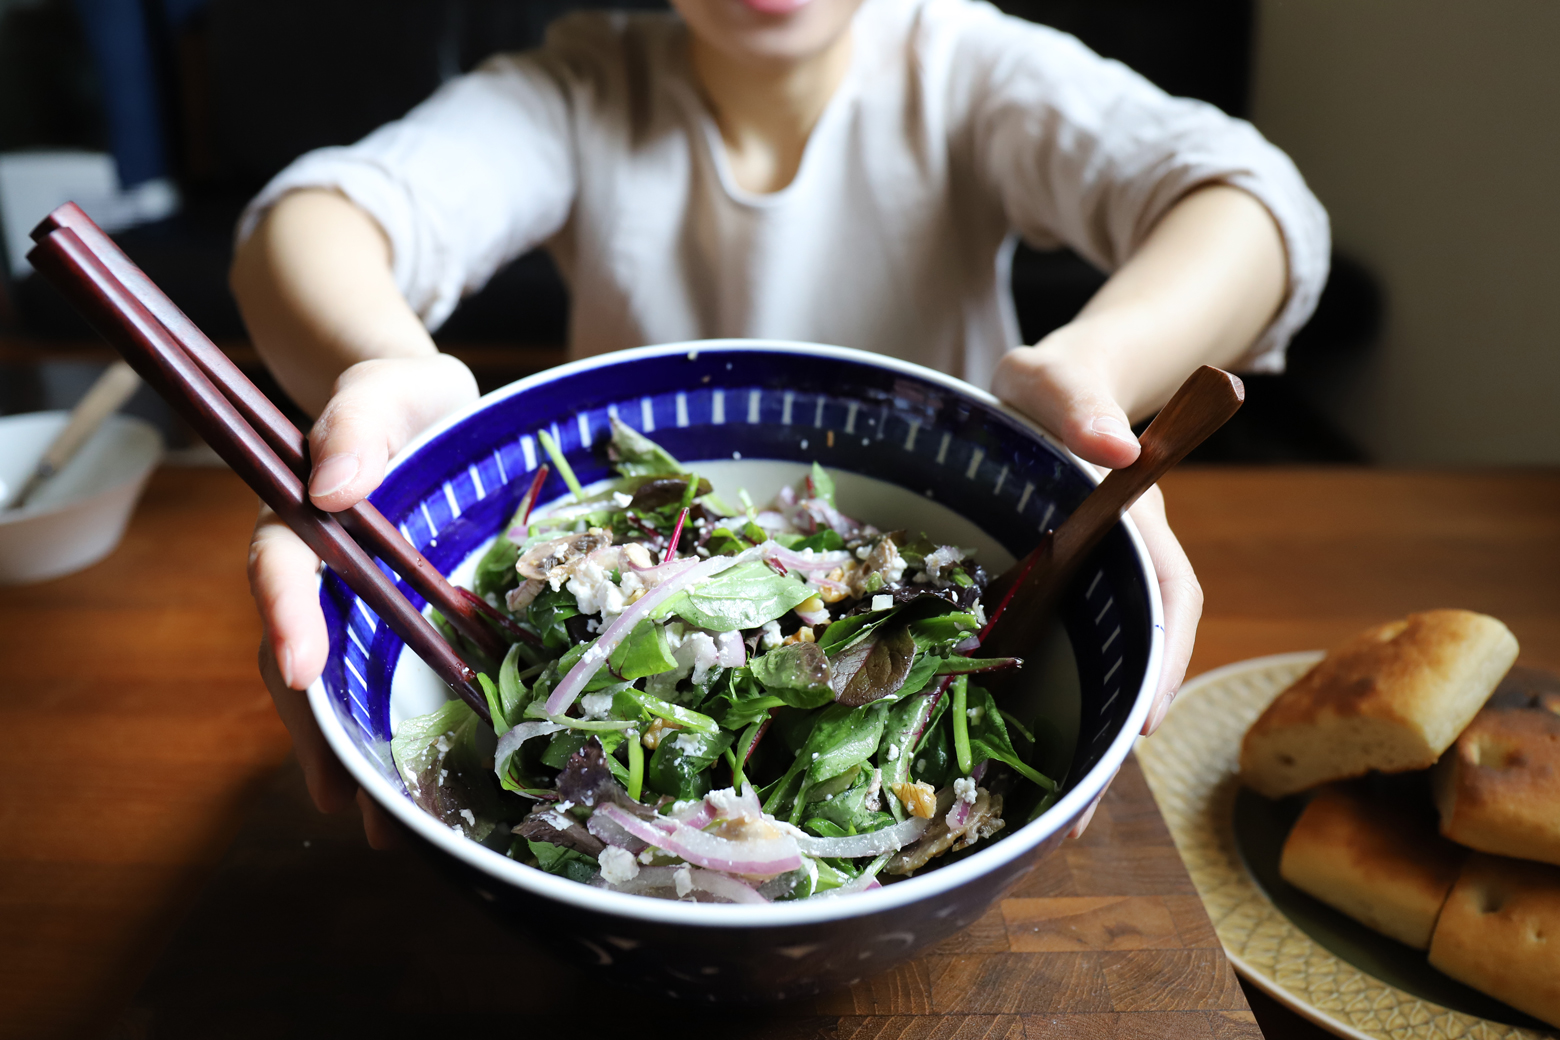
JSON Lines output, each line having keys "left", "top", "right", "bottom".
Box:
{"left": 247, "top": 353, "right": 479, "bottom": 847}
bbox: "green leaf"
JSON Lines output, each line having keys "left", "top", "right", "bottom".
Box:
{"left": 803, "top": 702, "right": 888, "bottom": 785}
{"left": 934, "top": 656, "right": 1019, "bottom": 675}
{"left": 607, "top": 619, "right": 678, "bottom": 680}
{"left": 750, "top": 641, "right": 832, "bottom": 696}
{"left": 615, "top": 687, "right": 721, "bottom": 736}
{"left": 818, "top": 608, "right": 899, "bottom": 656}
{"left": 659, "top": 560, "right": 813, "bottom": 632}
{"left": 524, "top": 838, "right": 597, "bottom": 884}
{"left": 791, "top": 528, "right": 845, "bottom": 553}
{"left": 473, "top": 535, "right": 521, "bottom": 600}
{"left": 809, "top": 462, "right": 836, "bottom": 507}
{"left": 541, "top": 731, "right": 590, "bottom": 770}
{"left": 647, "top": 727, "right": 733, "bottom": 801}
{"left": 609, "top": 415, "right": 688, "bottom": 478}
{"left": 527, "top": 586, "right": 580, "bottom": 651}
{"left": 803, "top": 767, "right": 895, "bottom": 837}
{"left": 906, "top": 611, "right": 979, "bottom": 647}
{"left": 965, "top": 684, "right": 1057, "bottom": 791}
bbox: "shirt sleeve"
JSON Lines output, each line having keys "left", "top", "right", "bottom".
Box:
{"left": 954, "top": 12, "right": 1330, "bottom": 372}
{"left": 236, "top": 51, "right": 577, "bottom": 332}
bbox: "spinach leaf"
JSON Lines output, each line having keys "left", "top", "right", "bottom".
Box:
{"left": 907, "top": 610, "right": 979, "bottom": 648}
{"left": 808, "top": 462, "right": 836, "bottom": 507}
{"left": 660, "top": 560, "right": 812, "bottom": 632}
{"left": 802, "top": 766, "right": 895, "bottom": 837}
{"left": 911, "top": 714, "right": 956, "bottom": 790}
{"left": 831, "top": 623, "right": 917, "bottom": 707}
{"left": 804, "top": 701, "right": 888, "bottom": 784}
{"left": 541, "top": 731, "right": 591, "bottom": 770}
{"left": 609, "top": 415, "right": 687, "bottom": 478}
{"left": 484, "top": 644, "right": 535, "bottom": 736}
{"left": 965, "top": 683, "right": 1057, "bottom": 791}
{"left": 750, "top": 641, "right": 832, "bottom": 696}
{"left": 647, "top": 727, "right": 734, "bottom": 801}
{"left": 791, "top": 528, "right": 844, "bottom": 553}
{"left": 818, "top": 608, "right": 899, "bottom": 655}
{"left": 473, "top": 535, "right": 521, "bottom": 600}
{"left": 527, "top": 586, "right": 580, "bottom": 651}
{"left": 608, "top": 619, "right": 677, "bottom": 680}
{"left": 523, "top": 838, "right": 598, "bottom": 884}
{"left": 711, "top": 668, "right": 830, "bottom": 730}
{"left": 614, "top": 686, "right": 721, "bottom": 736}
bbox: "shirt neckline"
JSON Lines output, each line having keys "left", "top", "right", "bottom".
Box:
{"left": 671, "top": 21, "right": 865, "bottom": 209}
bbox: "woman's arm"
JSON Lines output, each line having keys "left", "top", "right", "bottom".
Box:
{"left": 994, "top": 183, "right": 1289, "bottom": 468}
{"left": 230, "top": 189, "right": 442, "bottom": 416}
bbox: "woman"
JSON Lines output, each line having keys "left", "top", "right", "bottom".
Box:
{"left": 233, "top": 0, "right": 1328, "bottom": 845}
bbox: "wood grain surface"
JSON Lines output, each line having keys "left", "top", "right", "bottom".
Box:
{"left": 2, "top": 466, "right": 1556, "bottom": 1040}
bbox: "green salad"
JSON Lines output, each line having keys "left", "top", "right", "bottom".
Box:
{"left": 390, "top": 418, "right": 1058, "bottom": 902}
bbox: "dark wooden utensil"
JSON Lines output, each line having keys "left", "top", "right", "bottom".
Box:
{"left": 27, "top": 215, "right": 494, "bottom": 723}
{"left": 979, "top": 365, "right": 1245, "bottom": 665}
{"left": 29, "top": 202, "right": 523, "bottom": 665}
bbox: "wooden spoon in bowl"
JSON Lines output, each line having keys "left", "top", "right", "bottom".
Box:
{"left": 978, "top": 365, "right": 1245, "bottom": 667}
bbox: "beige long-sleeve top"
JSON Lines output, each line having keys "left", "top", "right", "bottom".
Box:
{"left": 239, "top": 0, "right": 1329, "bottom": 391}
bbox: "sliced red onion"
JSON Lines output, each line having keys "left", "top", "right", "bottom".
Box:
{"left": 761, "top": 544, "right": 853, "bottom": 572}
{"left": 666, "top": 800, "right": 715, "bottom": 830}
{"left": 945, "top": 797, "right": 972, "bottom": 833}
{"left": 586, "top": 806, "right": 652, "bottom": 854}
{"left": 715, "top": 630, "right": 746, "bottom": 668}
{"left": 792, "top": 816, "right": 928, "bottom": 859}
{"left": 704, "top": 783, "right": 764, "bottom": 822}
{"left": 595, "top": 865, "right": 769, "bottom": 904}
{"left": 545, "top": 546, "right": 763, "bottom": 715}
{"left": 595, "top": 804, "right": 801, "bottom": 875}
{"left": 689, "top": 869, "right": 768, "bottom": 905}
{"left": 493, "top": 720, "right": 565, "bottom": 774}
{"left": 795, "top": 604, "right": 831, "bottom": 626}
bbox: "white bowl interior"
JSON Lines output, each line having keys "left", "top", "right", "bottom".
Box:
{"left": 0, "top": 411, "right": 163, "bottom": 519}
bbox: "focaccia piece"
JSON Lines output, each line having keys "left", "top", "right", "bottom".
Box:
{"left": 1241, "top": 611, "right": 1518, "bottom": 798}
{"left": 1428, "top": 853, "right": 1560, "bottom": 1028}
{"left": 1280, "top": 783, "right": 1464, "bottom": 948}
{"left": 1433, "top": 668, "right": 1560, "bottom": 867}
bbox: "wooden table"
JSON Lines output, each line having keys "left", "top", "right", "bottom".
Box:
{"left": 2, "top": 467, "right": 1556, "bottom": 1040}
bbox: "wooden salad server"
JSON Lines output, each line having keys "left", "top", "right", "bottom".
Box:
{"left": 977, "top": 365, "right": 1245, "bottom": 667}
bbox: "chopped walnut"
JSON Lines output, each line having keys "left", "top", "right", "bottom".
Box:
{"left": 642, "top": 716, "right": 683, "bottom": 750}
{"left": 781, "top": 627, "right": 817, "bottom": 646}
{"left": 891, "top": 780, "right": 938, "bottom": 819}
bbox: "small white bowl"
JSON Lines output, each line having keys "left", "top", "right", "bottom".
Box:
{"left": 0, "top": 411, "right": 163, "bottom": 584}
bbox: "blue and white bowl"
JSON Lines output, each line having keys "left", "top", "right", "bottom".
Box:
{"left": 308, "top": 341, "right": 1163, "bottom": 1002}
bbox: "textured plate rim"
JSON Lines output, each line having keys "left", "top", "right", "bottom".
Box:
{"left": 1137, "top": 651, "right": 1549, "bottom": 1040}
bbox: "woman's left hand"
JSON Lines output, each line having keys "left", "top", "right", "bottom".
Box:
{"left": 993, "top": 339, "right": 1205, "bottom": 836}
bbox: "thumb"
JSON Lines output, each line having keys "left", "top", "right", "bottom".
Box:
{"left": 993, "top": 346, "right": 1142, "bottom": 470}
{"left": 307, "top": 354, "right": 478, "bottom": 513}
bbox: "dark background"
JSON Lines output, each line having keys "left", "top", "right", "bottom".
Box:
{"left": 0, "top": 0, "right": 1379, "bottom": 461}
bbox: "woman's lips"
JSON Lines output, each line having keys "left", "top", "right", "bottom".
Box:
{"left": 738, "top": 0, "right": 813, "bottom": 14}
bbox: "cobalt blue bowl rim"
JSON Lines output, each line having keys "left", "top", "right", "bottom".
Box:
{"left": 306, "top": 339, "right": 1163, "bottom": 928}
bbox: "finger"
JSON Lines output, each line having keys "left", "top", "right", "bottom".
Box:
{"left": 307, "top": 354, "right": 478, "bottom": 513}
{"left": 358, "top": 788, "right": 408, "bottom": 851}
{"left": 1068, "top": 796, "right": 1101, "bottom": 839}
{"left": 248, "top": 505, "right": 330, "bottom": 690}
{"left": 260, "top": 636, "right": 358, "bottom": 813}
{"left": 993, "top": 347, "right": 1142, "bottom": 470}
{"left": 1128, "top": 486, "right": 1203, "bottom": 735}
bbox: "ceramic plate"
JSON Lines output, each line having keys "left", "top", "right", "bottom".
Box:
{"left": 1136, "top": 652, "right": 1552, "bottom": 1040}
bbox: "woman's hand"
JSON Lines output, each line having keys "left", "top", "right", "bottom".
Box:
{"left": 246, "top": 354, "right": 479, "bottom": 847}
{"left": 993, "top": 336, "right": 1205, "bottom": 838}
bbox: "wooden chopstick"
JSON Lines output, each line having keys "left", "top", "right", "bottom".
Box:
{"left": 27, "top": 224, "right": 493, "bottom": 724}
{"left": 5, "top": 359, "right": 141, "bottom": 510}
{"left": 29, "top": 203, "right": 525, "bottom": 662}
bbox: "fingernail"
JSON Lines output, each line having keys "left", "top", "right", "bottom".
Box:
{"left": 1147, "top": 694, "right": 1171, "bottom": 734}
{"left": 1090, "top": 415, "right": 1137, "bottom": 446}
{"left": 310, "top": 453, "right": 360, "bottom": 498}
{"left": 279, "top": 644, "right": 296, "bottom": 689}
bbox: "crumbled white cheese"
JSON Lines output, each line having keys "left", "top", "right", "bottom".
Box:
{"left": 567, "top": 556, "right": 626, "bottom": 618}
{"left": 706, "top": 787, "right": 752, "bottom": 819}
{"left": 599, "top": 845, "right": 640, "bottom": 884}
{"left": 459, "top": 809, "right": 476, "bottom": 827}
{"left": 580, "top": 691, "right": 615, "bottom": 718}
{"left": 811, "top": 752, "right": 820, "bottom": 761}
{"left": 759, "top": 620, "right": 784, "bottom": 649}
{"left": 855, "top": 545, "right": 873, "bottom": 560}
{"left": 673, "top": 731, "right": 705, "bottom": 753}
{"left": 674, "top": 864, "right": 694, "bottom": 898}
{"left": 967, "top": 705, "right": 985, "bottom": 724}
{"left": 555, "top": 801, "right": 575, "bottom": 815}
{"left": 864, "top": 768, "right": 883, "bottom": 811}
{"left": 885, "top": 742, "right": 900, "bottom": 762}
{"left": 871, "top": 594, "right": 893, "bottom": 612}
{"left": 921, "top": 545, "right": 967, "bottom": 582}
{"left": 954, "top": 776, "right": 978, "bottom": 804}
{"left": 543, "top": 810, "right": 573, "bottom": 832}
{"left": 972, "top": 600, "right": 988, "bottom": 627}
{"left": 612, "top": 491, "right": 635, "bottom": 508}
{"left": 638, "top": 849, "right": 656, "bottom": 864}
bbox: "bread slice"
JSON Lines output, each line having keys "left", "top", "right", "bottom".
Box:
{"left": 1240, "top": 611, "right": 1518, "bottom": 798}
{"left": 1279, "top": 783, "right": 1464, "bottom": 948}
{"left": 1428, "top": 853, "right": 1560, "bottom": 1028}
{"left": 1433, "top": 667, "right": 1560, "bottom": 867}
